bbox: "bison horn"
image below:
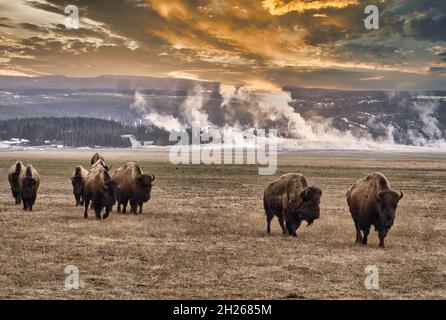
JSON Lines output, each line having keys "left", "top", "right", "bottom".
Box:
{"left": 151, "top": 175, "right": 155, "bottom": 182}
{"left": 399, "top": 191, "right": 404, "bottom": 200}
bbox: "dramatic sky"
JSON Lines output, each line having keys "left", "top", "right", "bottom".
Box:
{"left": 0, "top": 0, "right": 445, "bottom": 90}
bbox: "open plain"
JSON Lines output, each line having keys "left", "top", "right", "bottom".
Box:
{"left": 0, "top": 149, "right": 445, "bottom": 299}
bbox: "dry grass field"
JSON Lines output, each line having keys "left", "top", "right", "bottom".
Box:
{"left": 0, "top": 149, "right": 445, "bottom": 299}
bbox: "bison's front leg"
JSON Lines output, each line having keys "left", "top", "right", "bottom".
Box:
{"left": 290, "top": 220, "right": 302, "bottom": 237}
{"left": 286, "top": 213, "right": 302, "bottom": 237}
{"left": 362, "top": 226, "right": 370, "bottom": 245}
{"left": 83, "top": 197, "right": 90, "bottom": 219}
{"left": 15, "top": 194, "right": 21, "bottom": 205}
{"left": 122, "top": 201, "right": 128, "bottom": 213}
{"left": 29, "top": 196, "right": 36, "bottom": 211}
{"left": 131, "top": 203, "right": 138, "bottom": 215}
{"left": 94, "top": 206, "right": 102, "bottom": 220}
{"left": 139, "top": 203, "right": 143, "bottom": 214}
{"left": 103, "top": 206, "right": 111, "bottom": 219}
{"left": 278, "top": 216, "right": 287, "bottom": 235}
{"left": 378, "top": 228, "right": 388, "bottom": 248}
{"left": 286, "top": 221, "right": 300, "bottom": 237}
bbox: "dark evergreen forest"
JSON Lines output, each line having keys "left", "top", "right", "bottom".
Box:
{"left": 0, "top": 118, "right": 173, "bottom": 147}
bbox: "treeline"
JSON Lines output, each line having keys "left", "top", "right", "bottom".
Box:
{"left": 0, "top": 117, "right": 179, "bottom": 147}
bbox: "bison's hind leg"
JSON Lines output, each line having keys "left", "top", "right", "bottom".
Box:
{"left": 361, "top": 226, "right": 370, "bottom": 245}
{"left": 83, "top": 197, "right": 90, "bottom": 219}
{"left": 265, "top": 208, "right": 274, "bottom": 234}
{"left": 103, "top": 206, "right": 111, "bottom": 219}
{"left": 351, "top": 213, "right": 363, "bottom": 244}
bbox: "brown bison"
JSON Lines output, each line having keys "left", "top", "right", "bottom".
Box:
{"left": 112, "top": 162, "right": 155, "bottom": 214}
{"left": 263, "top": 173, "right": 322, "bottom": 236}
{"left": 8, "top": 161, "right": 24, "bottom": 204}
{"left": 71, "top": 165, "right": 89, "bottom": 206}
{"left": 19, "top": 164, "right": 40, "bottom": 211}
{"left": 346, "top": 172, "right": 403, "bottom": 248}
{"left": 91, "top": 153, "right": 105, "bottom": 166}
{"left": 84, "top": 166, "right": 118, "bottom": 220}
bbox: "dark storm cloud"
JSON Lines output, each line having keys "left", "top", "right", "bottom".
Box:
{"left": 0, "top": 0, "right": 445, "bottom": 89}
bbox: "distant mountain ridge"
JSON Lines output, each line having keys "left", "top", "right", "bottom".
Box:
{"left": 0, "top": 75, "right": 219, "bottom": 91}
{"left": 1, "top": 75, "right": 445, "bottom": 146}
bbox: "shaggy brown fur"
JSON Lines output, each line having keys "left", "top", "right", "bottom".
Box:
{"left": 8, "top": 161, "right": 24, "bottom": 204}
{"left": 19, "top": 164, "right": 40, "bottom": 211}
{"left": 346, "top": 172, "right": 403, "bottom": 248}
{"left": 91, "top": 153, "right": 105, "bottom": 165}
{"left": 263, "top": 173, "right": 322, "bottom": 237}
{"left": 112, "top": 162, "right": 155, "bottom": 214}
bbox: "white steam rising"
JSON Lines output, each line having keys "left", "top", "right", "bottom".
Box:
{"left": 129, "top": 86, "right": 446, "bottom": 150}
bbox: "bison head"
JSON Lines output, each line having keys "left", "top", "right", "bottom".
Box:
{"left": 376, "top": 191, "right": 403, "bottom": 228}
{"left": 71, "top": 176, "right": 84, "bottom": 204}
{"left": 10, "top": 172, "right": 21, "bottom": 198}
{"left": 136, "top": 174, "right": 155, "bottom": 202}
{"left": 102, "top": 178, "right": 118, "bottom": 208}
{"left": 22, "top": 177, "right": 38, "bottom": 200}
{"left": 298, "top": 186, "right": 322, "bottom": 225}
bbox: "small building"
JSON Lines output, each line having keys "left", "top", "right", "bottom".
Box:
{"left": 2, "top": 138, "right": 30, "bottom": 147}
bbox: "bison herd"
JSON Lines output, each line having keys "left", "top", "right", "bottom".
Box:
{"left": 8, "top": 153, "right": 155, "bottom": 221}
{"left": 6, "top": 153, "right": 403, "bottom": 248}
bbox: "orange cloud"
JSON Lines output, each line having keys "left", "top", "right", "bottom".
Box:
{"left": 262, "top": 0, "right": 359, "bottom": 15}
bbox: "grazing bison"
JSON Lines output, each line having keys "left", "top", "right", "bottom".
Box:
{"left": 84, "top": 166, "right": 118, "bottom": 220}
{"left": 346, "top": 172, "right": 403, "bottom": 248}
{"left": 19, "top": 164, "right": 40, "bottom": 211}
{"left": 8, "top": 161, "right": 24, "bottom": 204}
{"left": 91, "top": 153, "right": 105, "bottom": 166}
{"left": 112, "top": 162, "right": 155, "bottom": 214}
{"left": 263, "top": 173, "right": 322, "bottom": 237}
{"left": 71, "top": 165, "right": 89, "bottom": 206}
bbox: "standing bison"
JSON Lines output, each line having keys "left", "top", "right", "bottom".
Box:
{"left": 91, "top": 153, "right": 105, "bottom": 166}
{"left": 71, "top": 165, "right": 89, "bottom": 206}
{"left": 112, "top": 162, "right": 155, "bottom": 214}
{"left": 84, "top": 166, "right": 118, "bottom": 220}
{"left": 19, "top": 164, "right": 40, "bottom": 211}
{"left": 346, "top": 172, "right": 403, "bottom": 248}
{"left": 8, "top": 161, "right": 24, "bottom": 204}
{"left": 263, "top": 173, "right": 322, "bottom": 237}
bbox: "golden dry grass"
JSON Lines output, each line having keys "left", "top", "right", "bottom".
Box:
{"left": 0, "top": 149, "right": 445, "bottom": 299}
